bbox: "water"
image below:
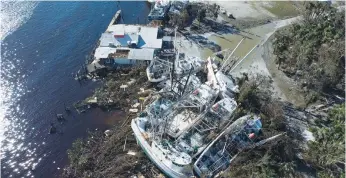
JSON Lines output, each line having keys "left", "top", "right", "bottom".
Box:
{"left": 0, "top": 1, "right": 150, "bottom": 177}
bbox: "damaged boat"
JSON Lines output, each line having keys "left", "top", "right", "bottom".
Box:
{"left": 193, "top": 115, "right": 262, "bottom": 177}
{"left": 132, "top": 59, "right": 242, "bottom": 178}
{"left": 194, "top": 114, "right": 284, "bottom": 178}
{"left": 146, "top": 53, "right": 205, "bottom": 83}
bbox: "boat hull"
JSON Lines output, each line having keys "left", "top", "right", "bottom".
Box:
{"left": 131, "top": 119, "right": 192, "bottom": 178}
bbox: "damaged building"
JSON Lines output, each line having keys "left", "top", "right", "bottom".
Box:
{"left": 87, "top": 24, "right": 163, "bottom": 75}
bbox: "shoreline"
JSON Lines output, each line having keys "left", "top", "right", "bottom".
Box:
{"left": 64, "top": 1, "right": 345, "bottom": 178}
{"left": 67, "top": 1, "right": 298, "bottom": 177}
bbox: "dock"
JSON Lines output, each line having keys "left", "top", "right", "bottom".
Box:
{"left": 108, "top": 10, "right": 122, "bottom": 27}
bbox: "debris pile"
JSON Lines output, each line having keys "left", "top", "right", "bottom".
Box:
{"left": 74, "top": 66, "right": 153, "bottom": 113}
{"left": 62, "top": 126, "right": 162, "bottom": 178}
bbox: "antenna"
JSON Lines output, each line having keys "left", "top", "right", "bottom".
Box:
{"left": 181, "top": 64, "right": 193, "bottom": 96}
{"left": 170, "top": 53, "right": 175, "bottom": 91}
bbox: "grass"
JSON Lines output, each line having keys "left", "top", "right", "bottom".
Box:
{"left": 262, "top": 1, "right": 301, "bottom": 19}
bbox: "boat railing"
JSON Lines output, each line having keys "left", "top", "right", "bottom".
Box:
{"left": 208, "top": 155, "right": 228, "bottom": 175}
{"left": 194, "top": 119, "right": 217, "bottom": 133}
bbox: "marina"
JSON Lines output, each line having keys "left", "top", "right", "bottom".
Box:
{"left": 72, "top": 4, "right": 288, "bottom": 177}
{"left": 129, "top": 37, "right": 284, "bottom": 177}
{"left": 28, "top": 1, "right": 342, "bottom": 178}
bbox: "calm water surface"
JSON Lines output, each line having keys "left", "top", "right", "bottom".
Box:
{"left": 0, "top": 1, "right": 150, "bottom": 177}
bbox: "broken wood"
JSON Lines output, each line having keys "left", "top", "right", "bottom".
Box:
{"left": 123, "top": 135, "right": 128, "bottom": 151}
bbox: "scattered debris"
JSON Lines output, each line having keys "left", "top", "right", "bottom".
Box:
{"left": 127, "top": 150, "right": 137, "bottom": 156}
{"left": 56, "top": 114, "right": 65, "bottom": 122}
{"left": 49, "top": 123, "right": 57, "bottom": 134}
{"left": 104, "top": 129, "right": 111, "bottom": 137}
{"left": 132, "top": 103, "right": 141, "bottom": 108}
{"left": 86, "top": 97, "right": 97, "bottom": 104}
{"left": 129, "top": 108, "right": 138, "bottom": 113}
{"left": 120, "top": 84, "right": 128, "bottom": 91}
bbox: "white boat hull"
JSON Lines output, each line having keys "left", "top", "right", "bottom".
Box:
{"left": 131, "top": 119, "right": 194, "bottom": 178}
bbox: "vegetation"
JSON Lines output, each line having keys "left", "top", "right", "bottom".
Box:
{"left": 207, "top": 3, "right": 220, "bottom": 20}
{"left": 222, "top": 74, "right": 301, "bottom": 177}
{"left": 236, "top": 74, "right": 284, "bottom": 130}
{"left": 197, "top": 8, "right": 206, "bottom": 23}
{"left": 168, "top": 2, "right": 221, "bottom": 29}
{"left": 304, "top": 104, "right": 345, "bottom": 177}
{"left": 167, "top": 2, "right": 201, "bottom": 29}
{"left": 261, "top": 1, "right": 302, "bottom": 19}
{"left": 272, "top": 2, "right": 345, "bottom": 100}
{"left": 224, "top": 74, "right": 345, "bottom": 177}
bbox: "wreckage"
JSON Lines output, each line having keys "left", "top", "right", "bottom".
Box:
{"left": 194, "top": 115, "right": 262, "bottom": 177}
{"left": 146, "top": 54, "right": 205, "bottom": 83}
{"left": 132, "top": 37, "right": 285, "bottom": 177}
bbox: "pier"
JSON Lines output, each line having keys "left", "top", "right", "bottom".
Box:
{"left": 108, "top": 10, "right": 122, "bottom": 27}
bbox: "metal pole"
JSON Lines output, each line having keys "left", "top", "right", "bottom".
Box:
{"left": 174, "top": 26, "right": 177, "bottom": 52}
{"left": 220, "top": 38, "right": 245, "bottom": 71}
{"left": 181, "top": 64, "right": 193, "bottom": 96}
{"left": 229, "top": 42, "right": 259, "bottom": 73}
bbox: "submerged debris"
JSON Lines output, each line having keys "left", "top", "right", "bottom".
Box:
{"left": 49, "top": 123, "right": 57, "bottom": 134}
{"left": 56, "top": 114, "right": 65, "bottom": 122}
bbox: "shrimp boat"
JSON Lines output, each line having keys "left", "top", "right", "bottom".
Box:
{"left": 131, "top": 82, "right": 219, "bottom": 177}
{"left": 147, "top": 0, "right": 171, "bottom": 21}
{"left": 193, "top": 115, "right": 262, "bottom": 177}
{"left": 131, "top": 97, "right": 239, "bottom": 178}
{"left": 133, "top": 38, "right": 280, "bottom": 177}
{"left": 146, "top": 53, "right": 205, "bottom": 83}
{"left": 147, "top": 26, "right": 205, "bottom": 83}
{"left": 132, "top": 59, "right": 243, "bottom": 177}
{"left": 194, "top": 115, "right": 284, "bottom": 178}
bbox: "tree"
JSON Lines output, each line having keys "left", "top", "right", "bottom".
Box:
{"left": 210, "top": 3, "right": 220, "bottom": 19}
{"left": 221, "top": 74, "right": 299, "bottom": 178}
{"left": 197, "top": 8, "right": 206, "bottom": 26}
{"left": 272, "top": 1, "right": 345, "bottom": 99}
{"left": 304, "top": 104, "right": 345, "bottom": 177}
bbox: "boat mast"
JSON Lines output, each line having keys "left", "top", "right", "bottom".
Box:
{"left": 229, "top": 40, "right": 259, "bottom": 73}
{"left": 220, "top": 38, "right": 244, "bottom": 71}
{"left": 181, "top": 64, "right": 193, "bottom": 96}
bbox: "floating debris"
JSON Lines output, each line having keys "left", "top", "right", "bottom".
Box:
{"left": 104, "top": 130, "right": 112, "bottom": 137}
{"left": 56, "top": 114, "right": 65, "bottom": 122}
{"left": 49, "top": 123, "right": 57, "bottom": 134}
{"left": 127, "top": 150, "right": 137, "bottom": 156}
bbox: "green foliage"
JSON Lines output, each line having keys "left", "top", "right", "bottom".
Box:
{"left": 236, "top": 74, "right": 281, "bottom": 122}
{"left": 224, "top": 135, "right": 300, "bottom": 178}
{"left": 209, "top": 3, "right": 220, "bottom": 19}
{"left": 304, "top": 104, "right": 345, "bottom": 177}
{"left": 197, "top": 8, "right": 206, "bottom": 23}
{"left": 272, "top": 2, "right": 345, "bottom": 95}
